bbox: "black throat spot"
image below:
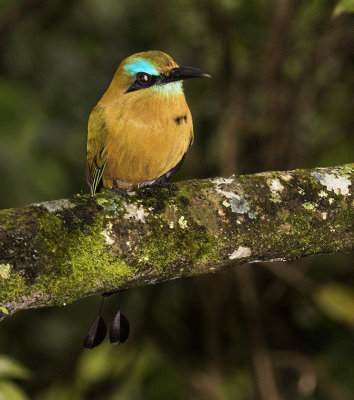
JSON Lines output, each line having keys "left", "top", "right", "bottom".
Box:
{"left": 174, "top": 115, "right": 187, "bottom": 125}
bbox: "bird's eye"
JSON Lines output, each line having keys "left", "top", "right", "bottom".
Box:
{"left": 125, "top": 72, "right": 156, "bottom": 93}
{"left": 137, "top": 72, "right": 152, "bottom": 84}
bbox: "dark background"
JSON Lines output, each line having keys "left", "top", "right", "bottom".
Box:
{"left": 0, "top": 0, "right": 353, "bottom": 399}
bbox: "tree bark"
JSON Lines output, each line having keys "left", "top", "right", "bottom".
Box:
{"left": 0, "top": 164, "right": 353, "bottom": 318}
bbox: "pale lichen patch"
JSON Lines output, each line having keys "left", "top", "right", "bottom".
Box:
{"left": 216, "top": 189, "right": 237, "bottom": 200}
{"left": 281, "top": 174, "right": 293, "bottom": 182}
{"left": 231, "top": 195, "right": 249, "bottom": 214}
{"left": 311, "top": 172, "right": 351, "bottom": 195}
{"left": 318, "top": 190, "right": 328, "bottom": 198}
{"left": 230, "top": 195, "right": 258, "bottom": 219}
{"left": 178, "top": 216, "right": 187, "bottom": 229}
{"left": 268, "top": 178, "right": 284, "bottom": 203}
{"left": 212, "top": 177, "right": 234, "bottom": 185}
{"left": 217, "top": 189, "right": 258, "bottom": 219}
{"left": 0, "top": 263, "right": 11, "bottom": 279}
{"left": 124, "top": 204, "right": 148, "bottom": 222}
{"left": 101, "top": 222, "right": 114, "bottom": 245}
{"left": 229, "top": 246, "right": 251, "bottom": 260}
{"left": 38, "top": 199, "right": 75, "bottom": 212}
{"left": 96, "top": 196, "right": 123, "bottom": 217}
{"left": 322, "top": 212, "right": 328, "bottom": 220}
{"left": 270, "top": 179, "right": 284, "bottom": 192}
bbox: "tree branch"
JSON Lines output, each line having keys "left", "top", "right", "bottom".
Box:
{"left": 0, "top": 164, "right": 353, "bottom": 318}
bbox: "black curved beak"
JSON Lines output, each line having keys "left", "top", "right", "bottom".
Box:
{"left": 164, "top": 67, "right": 211, "bottom": 83}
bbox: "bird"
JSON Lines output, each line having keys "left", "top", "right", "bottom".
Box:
{"left": 86, "top": 50, "right": 210, "bottom": 195}
{"left": 84, "top": 51, "right": 210, "bottom": 349}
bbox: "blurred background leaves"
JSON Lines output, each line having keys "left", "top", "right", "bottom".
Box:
{"left": 0, "top": 355, "right": 31, "bottom": 400}
{"left": 333, "top": 0, "right": 354, "bottom": 16}
{"left": 0, "top": 0, "right": 353, "bottom": 399}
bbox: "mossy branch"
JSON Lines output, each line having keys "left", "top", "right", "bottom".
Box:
{"left": 0, "top": 164, "right": 353, "bottom": 318}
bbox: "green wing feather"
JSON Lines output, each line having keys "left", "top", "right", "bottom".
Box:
{"left": 86, "top": 105, "right": 108, "bottom": 195}
{"left": 88, "top": 158, "right": 106, "bottom": 195}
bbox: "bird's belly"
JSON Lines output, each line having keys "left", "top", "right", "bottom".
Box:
{"left": 104, "top": 121, "right": 191, "bottom": 187}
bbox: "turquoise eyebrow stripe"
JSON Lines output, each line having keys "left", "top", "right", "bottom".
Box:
{"left": 124, "top": 58, "right": 159, "bottom": 75}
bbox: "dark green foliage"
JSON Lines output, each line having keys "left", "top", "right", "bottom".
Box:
{"left": 0, "top": 0, "right": 353, "bottom": 399}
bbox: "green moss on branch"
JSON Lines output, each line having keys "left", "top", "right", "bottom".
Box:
{"left": 0, "top": 163, "right": 353, "bottom": 318}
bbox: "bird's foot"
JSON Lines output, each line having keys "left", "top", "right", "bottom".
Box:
{"left": 110, "top": 185, "right": 129, "bottom": 197}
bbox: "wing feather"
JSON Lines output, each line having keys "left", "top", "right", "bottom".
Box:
{"left": 86, "top": 106, "right": 108, "bottom": 195}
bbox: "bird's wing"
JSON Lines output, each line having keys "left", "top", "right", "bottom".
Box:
{"left": 163, "top": 136, "right": 193, "bottom": 181}
{"left": 86, "top": 105, "right": 109, "bottom": 195}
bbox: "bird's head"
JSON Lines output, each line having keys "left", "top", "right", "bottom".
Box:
{"left": 107, "top": 51, "right": 210, "bottom": 97}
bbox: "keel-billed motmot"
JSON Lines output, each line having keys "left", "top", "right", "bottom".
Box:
{"left": 86, "top": 50, "right": 210, "bottom": 194}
